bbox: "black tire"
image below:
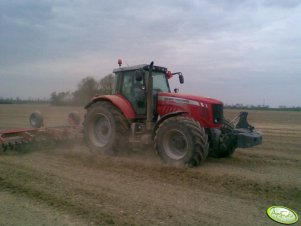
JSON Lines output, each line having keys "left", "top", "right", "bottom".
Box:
{"left": 29, "top": 111, "right": 44, "bottom": 128}
{"left": 154, "top": 116, "right": 209, "bottom": 167}
{"left": 84, "top": 101, "right": 129, "bottom": 155}
{"left": 210, "top": 119, "right": 237, "bottom": 158}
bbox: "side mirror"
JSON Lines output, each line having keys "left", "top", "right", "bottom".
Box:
{"left": 172, "top": 72, "right": 185, "bottom": 84}
{"left": 135, "top": 70, "right": 144, "bottom": 82}
{"left": 179, "top": 73, "right": 184, "bottom": 84}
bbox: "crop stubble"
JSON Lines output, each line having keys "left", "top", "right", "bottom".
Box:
{"left": 0, "top": 105, "right": 300, "bottom": 225}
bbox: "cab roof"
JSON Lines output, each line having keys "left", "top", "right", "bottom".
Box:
{"left": 113, "top": 64, "right": 168, "bottom": 74}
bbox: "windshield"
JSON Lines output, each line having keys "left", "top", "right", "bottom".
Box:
{"left": 153, "top": 72, "right": 170, "bottom": 92}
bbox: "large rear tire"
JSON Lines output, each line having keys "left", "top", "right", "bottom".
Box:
{"left": 154, "top": 116, "right": 209, "bottom": 167}
{"left": 84, "top": 101, "right": 129, "bottom": 155}
{"left": 210, "top": 119, "right": 237, "bottom": 158}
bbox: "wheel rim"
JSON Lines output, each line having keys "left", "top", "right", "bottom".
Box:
{"left": 162, "top": 129, "right": 188, "bottom": 160}
{"left": 90, "top": 113, "right": 112, "bottom": 147}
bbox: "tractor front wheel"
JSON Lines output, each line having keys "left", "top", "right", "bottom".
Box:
{"left": 155, "top": 116, "right": 209, "bottom": 167}
{"left": 210, "top": 119, "right": 237, "bottom": 158}
{"left": 84, "top": 101, "right": 129, "bottom": 155}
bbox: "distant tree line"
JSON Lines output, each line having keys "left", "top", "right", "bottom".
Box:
{"left": 1, "top": 74, "right": 300, "bottom": 111}
{"left": 0, "top": 74, "right": 114, "bottom": 106}
{"left": 224, "top": 103, "right": 270, "bottom": 109}
{"left": 50, "top": 74, "right": 114, "bottom": 106}
{"left": 224, "top": 103, "right": 301, "bottom": 111}
{"left": 0, "top": 97, "right": 49, "bottom": 104}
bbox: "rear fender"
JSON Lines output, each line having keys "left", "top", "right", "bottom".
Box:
{"left": 85, "top": 95, "right": 136, "bottom": 119}
{"left": 152, "top": 111, "right": 186, "bottom": 138}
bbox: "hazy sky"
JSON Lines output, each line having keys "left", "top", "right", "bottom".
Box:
{"left": 0, "top": 0, "right": 300, "bottom": 107}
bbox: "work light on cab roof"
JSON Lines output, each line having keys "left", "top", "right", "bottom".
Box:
{"left": 118, "top": 59, "right": 122, "bottom": 67}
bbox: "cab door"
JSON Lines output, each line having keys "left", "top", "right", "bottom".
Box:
{"left": 120, "top": 70, "right": 146, "bottom": 115}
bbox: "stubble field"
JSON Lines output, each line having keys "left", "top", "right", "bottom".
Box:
{"left": 0, "top": 104, "right": 300, "bottom": 226}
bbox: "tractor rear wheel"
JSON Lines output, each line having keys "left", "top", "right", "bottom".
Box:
{"left": 210, "top": 119, "right": 237, "bottom": 158}
{"left": 84, "top": 101, "right": 129, "bottom": 155}
{"left": 154, "top": 116, "right": 209, "bottom": 167}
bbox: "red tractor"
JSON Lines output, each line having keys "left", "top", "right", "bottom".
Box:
{"left": 84, "top": 61, "right": 262, "bottom": 166}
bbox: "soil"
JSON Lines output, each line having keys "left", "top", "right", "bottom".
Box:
{"left": 0, "top": 106, "right": 300, "bottom": 226}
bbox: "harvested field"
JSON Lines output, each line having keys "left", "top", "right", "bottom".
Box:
{"left": 0, "top": 104, "right": 300, "bottom": 225}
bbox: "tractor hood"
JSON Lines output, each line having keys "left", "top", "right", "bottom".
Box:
{"left": 158, "top": 92, "right": 223, "bottom": 106}
{"left": 157, "top": 92, "right": 224, "bottom": 128}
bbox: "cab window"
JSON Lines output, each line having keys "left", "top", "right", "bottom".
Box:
{"left": 121, "top": 71, "right": 146, "bottom": 115}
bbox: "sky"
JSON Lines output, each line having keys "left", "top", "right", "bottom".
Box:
{"left": 0, "top": 0, "right": 300, "bottom": 107}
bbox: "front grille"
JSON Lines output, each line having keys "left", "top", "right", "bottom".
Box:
{"left": 212, "top": 104, "right": 223, "bottom": 124}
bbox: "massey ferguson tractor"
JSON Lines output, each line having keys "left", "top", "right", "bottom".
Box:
{"left": 83, "top": 61, "right": 262, "bottom": 166}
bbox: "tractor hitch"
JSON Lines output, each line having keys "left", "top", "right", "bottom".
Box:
{"left": 232, "top": 112, "right": 262, "bottom": 148}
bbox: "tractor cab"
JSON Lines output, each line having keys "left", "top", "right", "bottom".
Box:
{"left": 113, "top": 64, "right": 175, "bottom": 116}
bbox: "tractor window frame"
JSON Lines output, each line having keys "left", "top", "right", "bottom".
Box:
{"left": 119, "top": 70, "right": 147, "bottom": 115}
{"left": 113, "top": 72, "right": 122, "bottom": 94}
